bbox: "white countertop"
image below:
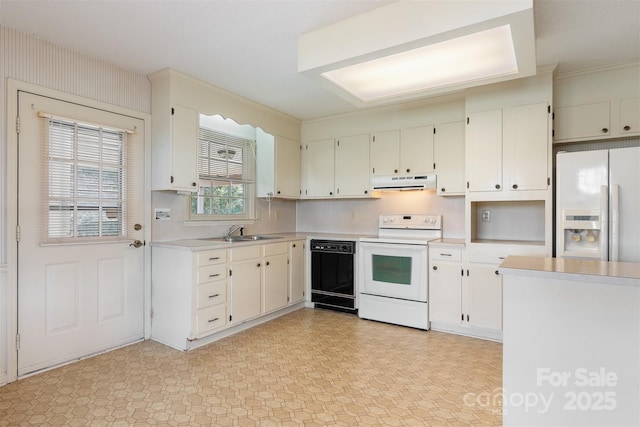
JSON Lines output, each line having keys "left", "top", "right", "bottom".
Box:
{"left": 150, "top": 232, "right": 374, "bottom": 251}
{"left": 499, "top": 255, "right": 640, "bottom": 287}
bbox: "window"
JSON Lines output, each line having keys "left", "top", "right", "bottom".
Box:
{"left": 45, "top": 118, "right": 128, "bottom": 242}
{"left": 190, "top": 126, "right": 255, "bottom": 220}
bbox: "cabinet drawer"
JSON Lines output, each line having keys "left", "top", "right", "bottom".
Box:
{"left": 264, "top": 242, "right": 288, "bottom": 256}
{"left": 196, "top": 281, "right": 227, "bottom": 309}
{"left": 231, "top": 245, "right": 262, "bottom": 261}
{"left": 197, "top": 250, "right": 227, "bottom": 267}
{"left": 196, "top": 304, "right": 227, "bottom": 335}
{"left": 196, "top": 264, "right": 227, "bottom": 284}
{"left": 430, "top": 248, "right": 462, "bottom": 262}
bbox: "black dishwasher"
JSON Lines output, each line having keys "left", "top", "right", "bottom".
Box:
{"left": 310, "top": 239, "right": 356, "bottom": 313}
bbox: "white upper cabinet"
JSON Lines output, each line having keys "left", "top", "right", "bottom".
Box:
{"left": 466, "top": 103, "right": 550, "bottom": 193}
{"left": 335, "top": 134, "right": 371, "bottom": 197}
{"left": 400, "top": 125, "right": 435, "bottom": 175}
{"left": 466, "top": 109, "right": 503, "bottom": 192}
{"left": 620, "top": 97, "right": 640, "bottom": 135}
{"left": 302, "top": 138, "right": 335, "bottom": 197}
{"left": 506, "top": 103, "right": 549, "bottom": 191}
{"left": 371, "top": 127, "right": 434, "bottom": 177}
{"left": 257, "top": 134, "right": 301, "bottom": 199}
{"left": 434, "top": 121, "right": 465, "bottom": 196}
{"left": 554, "top": 63, "right": 640, "bottom": 142}
{"left": 554, "top": 102, "right": 610, "bottom": 141}
{"left": 152, "top": 103, "right": 199, "bottom": 192}
{"left": 370, "top": 130, "right": 400, "bottom": 176}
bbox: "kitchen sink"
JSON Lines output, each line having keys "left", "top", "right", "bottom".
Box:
{"left": 199, "top": 235, "right": 282, "bottom": 243}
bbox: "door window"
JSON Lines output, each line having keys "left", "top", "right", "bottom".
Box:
{"left": 371, "top": 254, "right": 412, "bottom": 285}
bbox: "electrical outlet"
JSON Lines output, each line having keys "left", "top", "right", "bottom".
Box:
{"left": 482, "top": 210, "right": 491, "bottom": 222}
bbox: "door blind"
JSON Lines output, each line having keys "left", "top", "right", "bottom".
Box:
{"left": 43, "top": 117, "right": 129, "bottom": 243}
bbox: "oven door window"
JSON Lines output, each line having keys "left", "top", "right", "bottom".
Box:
{"left": 371, "top": 255, "right": 412, "bottom": 285}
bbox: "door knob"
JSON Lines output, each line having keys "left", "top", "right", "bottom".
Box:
{"left": 134, "top": 224, "right": 142, "bottom": 231}
{"left": 129, "top": 239, "right": 143, "bottom": 248}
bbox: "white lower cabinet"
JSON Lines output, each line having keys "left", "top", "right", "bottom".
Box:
{"left": 230, "top": 245, "right": 263, "bottom": 326}
{"left": 151, "top": 247, "right": 229, "bottom": 350}
{"left": 151, "top": 239, "right": 306, "bottom": 350}
{"left": 429, "top": 242, "right": 546, "bottom": 341}
{"left": 289, "top": 240, "right": 305, "bottom": 304}
{"left": 262, "top": 243, "right": 289, "bottom": 314}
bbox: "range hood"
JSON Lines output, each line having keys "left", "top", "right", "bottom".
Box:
{"left": 372, "top": 174, "right": 437, "bottom": 191}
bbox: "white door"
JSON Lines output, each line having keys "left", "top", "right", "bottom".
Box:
{"left": 17, "top": 92, "right": 145, "bottom": 376}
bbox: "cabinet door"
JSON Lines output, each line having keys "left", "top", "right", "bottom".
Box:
{"left": 434, "top": 121, "right": 465, "bottom": 195}
{"left": 335, "top": 134, "right": 370, "bottom": 197}
{"left": 429, "top": 261, "right": 462, "bottom": 324}
{"left": 554, "top": 102, "right": 610, "bottom": 141}
{"left": 230, "top": 259, "right": 262, "bottom": 325}
{"left": 506, "top": 103, "right": 549, "bottom": 191}
{"left": 289, "top": 241, "right": 305, "bottom": 304}
{"left": 466, "top": 109, "right": 502, "bottom": 192}
{"left": 171, "top": 105, "right": 199, "bottom": 191}
{"left": 275, "top": 136, "right": 301, "bottom": 198}
{"left": 620, "top": 97, "right": 640, "bottom": 135}
{"left": 263, "top": 253, "right": 289, "bottom": 314}
{"left": 467, "top": 264, "right": 502, "bottom": 331}
{"left": 400, "top": 125, "right": 434, "bottom": 175}
{"left": 302, "top": 138, "right": 335, "bottom": 197}
{"left": 370, "top": 130, "right": 400, "bottom": 176}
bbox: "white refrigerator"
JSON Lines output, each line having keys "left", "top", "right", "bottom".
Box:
{"left": 556, "top": 146, "right": 640, "bottom": 262}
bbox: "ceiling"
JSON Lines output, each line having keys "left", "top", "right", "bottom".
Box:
{"left": 1, "top": 0, "right": 638, "bottom": 121}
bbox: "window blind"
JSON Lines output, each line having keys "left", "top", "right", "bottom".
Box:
{"left": 43, "top": 117, "right": 129, "bottom": 243}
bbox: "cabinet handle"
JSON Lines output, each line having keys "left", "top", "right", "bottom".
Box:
{"left": 208, "top": 294, "right": 220, "bottom": 299}
{"left": 208, "top": 273, "right": 220, "bottom": 278}
{"left": 208, "top": 257, "right": 220, "bottom": 261}
{"left": 440, "top": 253, "right": 452, "bottom": 257}
{"left": 495, "top": 184, "right": 501, "bottom": 189}
{"left": 432, "top": 265, "right": 438, "bottom": 270}
{"left": 624, "top": 125, "right": 631, "bottom": 131}
{"left": 602, "top": 128, "right": 608, "bottom": 133}
{"left": 495, "top": 270, "right": 500, "bottom": 275}
{"left": 441, "top": 187, "right": 446, "bottom": 192}
{"left": 512, "top": 184, "right": 518, "bottom": 189}
{"left": 208, "top": 317, "right": 220, "bottom": 323}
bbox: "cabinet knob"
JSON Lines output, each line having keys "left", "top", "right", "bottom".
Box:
{"left": 624, "top": 125, "right": 631, "bottom": 131}
{"left": 266, "top": 261, "right": 270, "bottom": 266}
{"left": 192, "top": 182, "right": 197, "bottom": 187}
{"left": 432, "top": 265, "right": 438, "bottom": 270}
{"left": 495, "top": 270, "right": 500, "bottom": 275}
{"left": 329, "top": 191, "right": 333, "bottom": 196}
{"left": 512, "top": 184, "right": 518, "bottom": 189}
{"left": 364, "top": 190, "right": 368, "bottom": 194}
{"left": 394, "top": 169, "right": 398, "bottom": 173}
{"left": 406, "top": 168, "right": 410, "bottom": 173}
{"left": 441, "top": 187, "right": 446, "bottom": 192}
{"left": 495, "top": 184, "right": 501, "bottom": 189}
{"left": 257, "top": 263, "right": 261, "bottom": 267}
{"left": 602, "top": 128, "right": 609, "bottom": 133}
{"left": 277, "top": 190, "right": 281, "bottom": 194}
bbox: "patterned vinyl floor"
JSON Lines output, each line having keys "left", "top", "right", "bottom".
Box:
{"left": 0, "top": 308, "right": 502, "bottom": 426}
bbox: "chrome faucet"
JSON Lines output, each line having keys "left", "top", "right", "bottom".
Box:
{"left": 225, "top": 224, "right": 244, "bottom": 239}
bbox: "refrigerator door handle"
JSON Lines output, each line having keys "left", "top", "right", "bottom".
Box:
{"left": 610, "top": 184, "right": 620, "bottom": 262}
{"left": 600, "top": 185, "right": 609, "bottom": 261}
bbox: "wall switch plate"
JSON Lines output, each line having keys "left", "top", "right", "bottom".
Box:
{"left": 482, "top": 210, "right": 491, "bottom": 222}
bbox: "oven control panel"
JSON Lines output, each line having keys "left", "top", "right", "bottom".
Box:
{"left": 379, "top": 214, "right": 441, "bottom": 230}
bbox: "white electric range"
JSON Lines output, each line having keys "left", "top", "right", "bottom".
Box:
{"left": 358, "top": 214, "right": 442, "bottom": 330}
